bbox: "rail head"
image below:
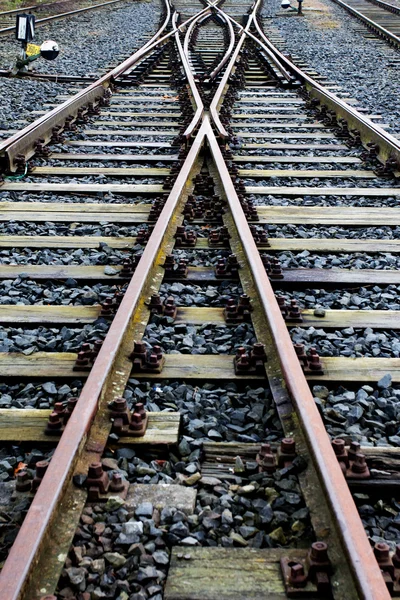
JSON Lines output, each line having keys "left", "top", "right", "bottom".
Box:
{"left": 0, "top": 97, "right": 210, "bottom": 600}
{"left": 174, "top": 11, "right": 205, "bottom": 139}
{"left": 183, "top": 10, "right": 212, "bottom": 61}
{"left": 252, "top": 13, "right": 400, "bottom": 167}
{"left": 209, "top": 0, "right": 269, "bottom": 139}
{"left": 0, "top": 1, "right": 211, "bottom": 172}
{"left": 0, "top": 0, "right": 132, "bottom": 37}
{"left": 212, "top": 3, "right": 294, "bottom": 84}
{"left": 204, "top": 115, "right": 392, "bottom": 600}
{"left": 208, "top": 10, "right": 236, "bottom": 82}
{"left": 330, "top": 0, "right": 400, "bottom": 42}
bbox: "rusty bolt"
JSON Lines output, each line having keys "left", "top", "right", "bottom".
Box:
{"left": 308, "top": 348, "right": 323, "bottom": 371}
{"left": 374, "top": 542, "right": 391, "bottom": 562}
{"left": 252, "top": 342, "right": 267, "bottom": 360}
{"left": 15, "top": 470, "right": 32, "bottom": 492}
{"left": 294, "top": 343, "right": 308, "bottom": 366}
{"left": 281, "top": 438, "right": 296, "bottom": 454}
{"left": 347, "top": 440, "right": 361, "bottom": 461}
{"left": 392, "top": 544, "right": 400, "bottom": 568}
{"left": 92, "top": 339, "right": 102, "bottom": 357}
{"left": 332, "top": 438, "right": 345, "bottom": 455}
{"left": 288, "top": 300, "right": 302, "bottom": 321}
{"left": 35, "top": 461, "right": 49, "bottom": 479}
{"left": 238, "top": 294, "right": 251, "bottom": 309}
{"left": 135, "top": 402, "right": 146, "bottom": 419}
{"left": 63, "top": 397, "right": 78, "bottom": 424}
{"left": 288, "top": 562, "right": 307, "bottom": 587}
{"left": 113, "top": 397, "right": 128, "bottom": 412}
{"left": 129, "top": 412, "right": 144, "bottom": 431}
{"left": 88, "top": 462, "right": 103, "bottom": 479}
{"left": 75, "top": 351, "right": 89, "bottom": 368}
{"left": 349, "top": 453, "right": 369, "bottom": 475}
{"left": 109, "top": 473, "right": 125, "bottom": 492}
{"left": 235, "top": 351, "right": 251, "bottom": 372}
{"left": 259, "top": 443, "right": 272, "bottom": 457}
{"left": 31, "top": 460, "right": 49, "bottom": 492}
{"left": 310, "top": 541, "right": 329, "bottom": 563}
{"left": 47, "top": 411, "right": 63, "bottom": 430}
{"left": 100, "top": 298, "right": 115, "bottom": 317}
{"left": 374, "top": 542, "right": 395, "bottom": 577}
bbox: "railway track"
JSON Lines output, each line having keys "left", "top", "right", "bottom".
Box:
{"left": 0, "top": 0, "right": 400, "bottom": 598}
{"left": 0, "top": 0, "right": 131, "bottom": 37}
{"left": 329, "top": 0, "right": 400, "bottom": 46}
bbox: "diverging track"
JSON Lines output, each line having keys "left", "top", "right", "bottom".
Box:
{"left": 0, "top": 0, "right": 400, "bottom": 598}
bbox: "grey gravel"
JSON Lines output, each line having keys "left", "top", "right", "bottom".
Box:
{"left": 142, "top": 321, "right": 256, "bottom": 355}
{"left": 122, "top": 381, "right": 282, "bottom": 444}
{"left": 0, "top": 0, "right": 160, "bottom": 130}
{"left": 159, "top": 281, "right": 244, "bottom": 307}
{"left": 275, "top": 285, "right": 400, "bottom": 310}
{"left": 0, "top": 278, "right": 125, "bottom": 305}
{"left": 292, "top": 326, "right": 400, "bottom": 358}
{"left": 0, "top": 379, "right": 83, "bottom": 408}
{"left": 55, "top": 440, "right": 311, "bottom": 596}
{"left": 263, "top": 0, "right": 400, "bottom": 133}
{"left": 0, "top": 245, "right": 138, "bottom": 265}
{"left": 269, "top": 250, "right": 400, "bottom": 270}
{"left": 313, "top": 381, "right": 400, "bottom": 448}
{"left": 269, "top": 224, "right": 400, "bottom": 240}
{"left": 0, "top": 321, "right": 109, "bottom": 353}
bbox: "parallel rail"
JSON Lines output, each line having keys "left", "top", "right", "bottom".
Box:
{"left": 329, "top": 0, "right": 400, "bottom": 47}
{"left": 0, "top": 0, "right": 131, "bottom": 37}
{"left": 0, "top": 0, "right": 399, "bottom": 598}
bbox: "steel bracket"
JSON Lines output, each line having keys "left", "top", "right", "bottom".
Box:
{"left": 280, "top": 542, "right": 332, "bottom": 597}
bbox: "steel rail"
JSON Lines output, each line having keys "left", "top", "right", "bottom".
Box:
{"left": 329, "top": 0, "right": 400, "bottom": 45}
{"left": 251, "top": 13, "right": 400, "bottom": 165}
{"left": 183, "top": 3, "right": 234, "bottom": 84}
{"left": 173, "top": 11, "right": 204, "bottom": 138}
{"left": 213, "top": 5, "right": 295, "bottom": 82}
{"left": 0, "top": 0, "right": 73, "bottom": 17}
{"left": 0, "top": 89, "right": 209, "bottom": 600}
{"left": 214, "top": 3, "right": 293, "bottom": 82}
{"left": 208, "top": 9, "right": 236, "bottom": 81}
{"left": 203, "top": 114, "right": 391, "bottom": 600}
{"left": 183, "top": 10, "right": 208, "bottom": 60}
{"left": 0, "top": 0, "right": 131, "bottom": 37}
{"left": 182, "top": 0, "right": 220, "bottom": 62}
{"left": 209, "top": 0, "right": 262, "bottom": 138}
{"left": 0, "top": 3, "right": 212, "bottom": 171}
{"left": 366, "top": 0, "right": 400, "bottom": 15}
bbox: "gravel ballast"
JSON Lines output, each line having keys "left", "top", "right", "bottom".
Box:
{"left": 263, "top": 0, "right": 400, "bottom": 134}
{"left": 0, "top": 0, "right": 160, "bottom": 131}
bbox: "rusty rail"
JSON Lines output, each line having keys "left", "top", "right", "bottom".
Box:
{"left": 0, "top": 0, "right": 131, "bottom": 37}
{"left": 329, "top": 0, "right": 400, "bottom": 45}
{"left": 0, "top": 1, "right": 212, "bottom": 171}
{"left": 209, "top": 0, "right": 262, "bottom": 138}
{"left": 208, "top": 9, "right": 236, "bottom": 81}
{"left": 216, "top": 6, "right": 295, "bottom": 83}
{"left": 0, "top": 84, "right": 207, "bottom": 600}
{"left": 208, "top": 0, "right": 294, "bottom": 137}
{"left": 174, "top": 11, "right": 205, "bottom": 138}
{"left": 252, "top": 13, "right": 400, "bottom": 166}
{"left": 182, "top": 5, "right": 235, "bottom": 84}
{"left": 203, "top": 115, "right": 391, "bottom": 600}
{"left": 0, "top": 5, "right": 397, "bottom": 599}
